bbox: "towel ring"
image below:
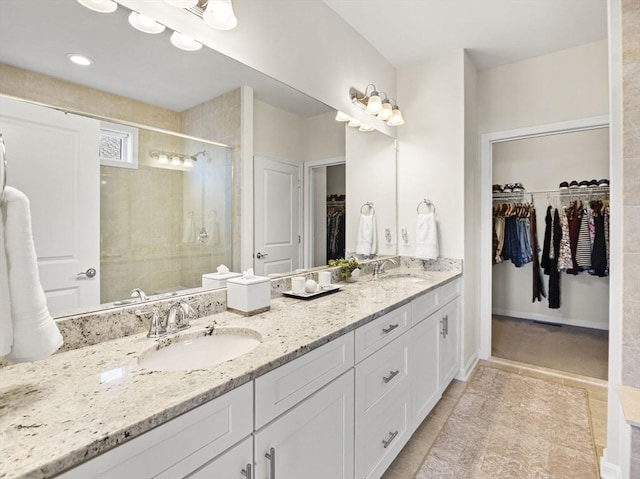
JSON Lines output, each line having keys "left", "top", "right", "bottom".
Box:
{"left": 417, "top": 198, "right": 435, "bottom": 214}
{"left": 360, "top": 201, "right": 375, "bottom": 215}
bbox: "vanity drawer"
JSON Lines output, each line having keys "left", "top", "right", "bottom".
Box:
{"left": 356, "top": 331, "right": 410, "bottom": 414}
{"left": 58, "top": 382, "right": 253, "bottom": 479}
{"left": 255, "top": 331, "right": 354, "bottom": 429}
{"left": 355, "top": 304, "right": 410, "bottom": 363}
{"left": 355, "top": 382, "right": 411, "bottom": 479}
{"left": 438, "top": 278, "right": 461, "bottom": 306}
{"left": 411, "top": 289, "right": 438, "bottom": 326}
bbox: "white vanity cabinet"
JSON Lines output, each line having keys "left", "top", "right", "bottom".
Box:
{"left": 438, "top": 296, "right": 461, "bottom": 391}
{"left": 254, "top": 370, "right": 355, "bottom": 479}
{"left": 185, "top": 436, "right": 253, "bottom": 479}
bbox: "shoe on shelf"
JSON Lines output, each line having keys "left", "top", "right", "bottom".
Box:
{"left": 579, "top": 180, "right": 589, "bottom": 188}
{"left": 512, "top": 183, "right": 525, "bottom": 192}
{"left": 569, "top": 180, "right": 579, "bottom": 188}
{"left": 598, "top": 179, "right": 610, "bottom": 187}
{"left": 588, "top": 179, "right": 598, "bottom": 187}
{"left": 492, "top": 184, "right": 504, "bottom": 193}
{"left": 559, "top": 181, "right": 569, "bottom": 190}
{"left": 503, "top": 184, "right": 514, "bottom": 192}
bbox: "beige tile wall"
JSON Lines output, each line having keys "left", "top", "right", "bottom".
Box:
{"left": 621, "top": 0, "right": 640, "bottom": 474}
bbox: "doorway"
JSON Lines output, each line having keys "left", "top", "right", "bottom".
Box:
{"left": 480, "top": 115, "right": 611, "bottom": 379}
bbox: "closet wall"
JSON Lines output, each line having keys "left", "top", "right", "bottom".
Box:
{"left": 492, "top": 127, "right": 610, "bottom": 330}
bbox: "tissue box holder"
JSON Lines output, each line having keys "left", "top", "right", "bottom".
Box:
{"left": 202, "top": 272, "right": 242, "bottom": 289}
{"left": 226, "top": 276, "right": 271, "bottom": 316}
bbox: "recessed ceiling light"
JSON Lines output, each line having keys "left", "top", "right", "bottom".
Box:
{"left": 76, "top": 0, "right": 118, "bottom": 13}
{"left": 66, "top": 54, "right": 94, "bottom": 66}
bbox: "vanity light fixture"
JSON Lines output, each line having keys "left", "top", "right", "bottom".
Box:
{"left": 335, "top": 111, "right": 350, "bottom": 122}
{"left": 76, "top": 0, "right": 117, "bottom": 13}
{"left": 66, "top": 53, "right": 93, "bottom": 66}
{"left": 170, "top": 155, "right": 182, "bottom": 166}
{"left": 150, "top": 150, "right": 196, "bottom": 168}
{"left": 203, "top": 0, "right": 238, "bottom": 30}
{"left": 128, "top": 12, "right": 166, "bottom": 34}
{"left": 170, "top": 31, "right": 203, "bottom": 51}
{"left": 358, "top": 124, "right": 375, "bottom": 132}
{"left": 347, "top": 118, "right": 361, "bottom": 128}
{"left": 350, "top": 85, "right": 404, "bottom": 127}
{"left": 158, "top": 154, "right": 169, "bottom": 165}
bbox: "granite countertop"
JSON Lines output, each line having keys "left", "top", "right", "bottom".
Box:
{"left": 0, "top": 267, "right": 461, "bottom": 479}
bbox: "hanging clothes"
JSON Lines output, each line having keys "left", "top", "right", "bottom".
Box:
{"left": 548, "top": 208, "right": 562, "bottom": 309}
{"left": 592, "top": 211, "right": 608, "bottom": 277}
{"left": 575, "top": 204, "right": 592, "bottom": 269}
{"left": 530, "top": 207, "right": 546, "bottom": 302}
{"left": 557, "top": 206, "right": 573, "bottom": 271}
{"left": 566, "top": 201, "right": 583, "bottom": 275}
{"left": 541, "top": 205, "right": 552, "bottom": 274}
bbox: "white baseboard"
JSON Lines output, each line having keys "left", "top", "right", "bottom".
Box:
{"left": 455, "top": 353, "right": 479, "bottom": 382}
{"left": 492, "top": 308, "right": 609, "bottom": 331}
{"left": 600, "top": 448, "right": 623, "bottom": 479}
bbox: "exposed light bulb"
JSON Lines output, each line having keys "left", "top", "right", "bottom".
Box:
{"left": 365, "top": 91, "right": 382, "bottom": 115}
{"left": 76, "top": 0, "right": 117, "bottom": 13}
{"left": 164, "top": 0, "right": 199, "bottom": 7}
{"left": 203, "top": 0, "right": 238, "bottom": 30}
{"left": 387, "top": 106, "right": 405, "bottom": 126}
{"left": 128, "top": 12, "right": 166, "bottom": 34}
{"left": 158, "top": 154, "right": 169, "bottom": 165}
{"left": 359, "top": 124, "right": 375, "bottom": 132}
{"left": 347, "top": 118, "right": 361, "bottom": 128}
{"left": 66, "top": 53, "right": 93, "bottom": 66}
{"left": 377, "top": 100, "right": 393, "bottom": 121}
{"left": 335, "top": 111, "right": 350, "bottom": 122}
{"left": 170, "top": 31, "right": 203, "bottom": 51}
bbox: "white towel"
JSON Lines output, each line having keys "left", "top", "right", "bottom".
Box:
{"left": 355, "top": 214, "right": 377, "bottom": 256}
{"left": 1, "top": 186, "right": 63, "bottom": 362}
{"left": 415, "top": 212, "right": 439, "bottom": 260}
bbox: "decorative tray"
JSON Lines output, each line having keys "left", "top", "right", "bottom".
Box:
{"left": 282, "top": 284, "right": 342, "bottom": 300}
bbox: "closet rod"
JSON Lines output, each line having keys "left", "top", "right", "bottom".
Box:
{"left": 493, "top": 187, "right": 609, "bottom": 199}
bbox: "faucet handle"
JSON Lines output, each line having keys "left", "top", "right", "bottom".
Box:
{"left": 136, "top": 307, "right": 164, "bottom": 338}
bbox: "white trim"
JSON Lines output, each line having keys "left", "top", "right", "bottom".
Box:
{"left": 491, "top": 308, "right": 609, "bottom": 331}
{"left": 455, "top": 352, "right": 479, "bottom": 382}
{"left": 99, "top": 120, "right": 138, "bottom": 169}
{"left": 303, "top": 157, "right": 346, "bottom": 268}
{"left": 240, "top": 86, "right": 254, "bottom": 272}
{"left": 479, "top": 115, "right": 610, "bottom": 360}
{"left": 600, "top": 448, "right": 624, "bottom": 479}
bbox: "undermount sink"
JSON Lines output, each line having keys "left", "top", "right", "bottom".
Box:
{"left": 377, "top": 273, "right": 427, "bottom": 283}
{"left": 138, "top": 328, "right": 261, "bottom": 372}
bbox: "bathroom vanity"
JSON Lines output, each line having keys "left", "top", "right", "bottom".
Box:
{"left": 0, "top": 265, "right": 461, "bottom": 479}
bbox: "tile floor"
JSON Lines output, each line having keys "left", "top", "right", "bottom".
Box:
{"left": 381, "top": 359, "right": 608, "bottom": 479}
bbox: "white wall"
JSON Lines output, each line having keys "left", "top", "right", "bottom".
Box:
{"left": 327, "top": 164, "right": 346, "bottom": 196}
{"left": 313, "top": 167, "right": 327, "bottom": 266}
{"left": 346, "top": 128, "right": 397, "bottom": 257}
{"left": 302, "top": 112, "right": 346, "bottom": 163}
{"left": 397, "top": 50, "right": 465, "bottom": 260}
{"left": 253, "top": 99, "right": 304, "bottom": 162}
{"left": 492, "top": 128, "right": 610, "bottom": 329}
{"left": 478, "top": 40, "right": 609, "bottom": 133}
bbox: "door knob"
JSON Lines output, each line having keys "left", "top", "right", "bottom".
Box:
{"left": 256, "top": 252, "right": 269, "bottom": 259}
{"left": 77, "top": 268, "right": 97, "bottom": 278}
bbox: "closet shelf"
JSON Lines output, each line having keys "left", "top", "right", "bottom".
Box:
{"left": 493, "top": 186, "right": 610, "bottom": 201}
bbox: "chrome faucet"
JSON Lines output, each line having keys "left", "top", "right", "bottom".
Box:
{"left": 166, "top": 301, "right": 194, "bottom": 334}
{"left": 136, "top": 301, "right": 194, "bottom": 338}
{"left": 130, "top": 288, "right": 148, "bottom": 302}
{"left": 372, "top": 258, "right": 397, "bottom": 279}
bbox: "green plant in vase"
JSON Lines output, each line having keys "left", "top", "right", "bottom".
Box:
{"left": 328, "top": 257, "right": 361, "bottom": 281}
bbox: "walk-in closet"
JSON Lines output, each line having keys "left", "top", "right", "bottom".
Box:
{"left": 491, "top": 127, "right": 610, "bottom": 380}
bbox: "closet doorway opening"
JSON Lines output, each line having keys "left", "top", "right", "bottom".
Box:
{"left": 303, "top": 157, "right": 346, "bottom": 269}
{"left": 480, "top": 116, "right": 611, "bottom": 381}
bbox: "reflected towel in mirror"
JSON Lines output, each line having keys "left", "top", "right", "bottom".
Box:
{"left": 415, "top": 212, "right": 439, "bottom": 260}
{"left": 355, "top": 213, "right": 377, "bottom": 256}
{"left": 0, "top": 186, "right": 63, "bottom": 362}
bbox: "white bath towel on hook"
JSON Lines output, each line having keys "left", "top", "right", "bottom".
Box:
{"left": 415, "top": 212, "right": 439, "bottom": 260}
{"left": 355, "top": 214, "right": 377, "bottom": 256}
{"left": 1, "top": 186, "right": 63, "bottom": 362}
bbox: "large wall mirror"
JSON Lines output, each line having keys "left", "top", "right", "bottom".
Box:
{"left": 0, "top": 0, "right": 397, "bottom": 317}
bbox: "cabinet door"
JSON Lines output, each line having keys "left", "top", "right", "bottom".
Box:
{"left": 411, "top": 312, "right": 441, "bottom": 428}
{"left": 439, "top": 297, "right": 460, "bottom": 391}
{"left": 186, "top": 437, "right": 253, "bottom": 479}
{"left": 254, "top": 370, "right": 354, "bottom": 479}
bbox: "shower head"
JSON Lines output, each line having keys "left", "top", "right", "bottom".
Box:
{"left": 190, "top": 150, "right": 208, "bottom": 161}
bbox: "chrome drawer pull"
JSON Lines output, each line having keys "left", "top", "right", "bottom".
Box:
{"left": 241, "top": 463, "right": 252, "bottom": 479}
{"left": 382, "top": 430, "right": 399, "bottom": 448}
{"left": 444, "top": 314, "right": 449, "bottom": 336}
{"left": 440, "top": 318, "right": 446, "bottom": 338}
{"left": 382, "top": 370, "right": 400, "bottom": 383}
{"left": 381, "top": 323, "right": 399, "bottom": 334}
{"left": 265, "top": 448, "right": 276, "bottom": 479}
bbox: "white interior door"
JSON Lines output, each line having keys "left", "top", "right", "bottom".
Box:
{"left": 0, "top": 97, "right": 100, "bottom": 313}
{"left": 254, "top": 156, "right": 301, "bottom": 276}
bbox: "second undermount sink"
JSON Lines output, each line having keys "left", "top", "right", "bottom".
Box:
{"left": 138, "top": 328, "right": 261, "bottom": 372}
{"left": 377, "top": 273, "right": 427, "bottom": 283}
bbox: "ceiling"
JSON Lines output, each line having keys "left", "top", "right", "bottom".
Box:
{"left": 324, "top": 0, "right": 608, "bottom": 70}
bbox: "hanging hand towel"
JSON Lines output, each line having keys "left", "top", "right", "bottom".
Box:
{"left": 0, "top": 197, "right": 11, "bottom": 357}
{"left": 415, "top": 212, "right": 439, "bottom": 260}
{"left": 1, "top": 186, "right": 63, "bottom": 362}
{"left": 355, "top": 213, "right": 377, "bottom": 256}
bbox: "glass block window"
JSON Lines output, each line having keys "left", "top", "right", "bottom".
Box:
{"left": 99, "top": 121, "right": 138, "bottom": 169}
